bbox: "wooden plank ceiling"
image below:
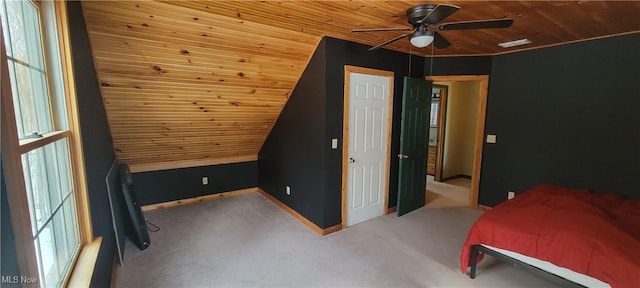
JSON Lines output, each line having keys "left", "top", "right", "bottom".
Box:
{"left": 82, "top": 1, "right": 640, "bottom": 171}
{"left": 167, "top": 1, "right": 640, "bottom": 56}
{"left": 81, "top": 1, "right": 319, "bottom": 171}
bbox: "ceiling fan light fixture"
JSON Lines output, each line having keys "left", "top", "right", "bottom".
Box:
{"left": 410, "top": 31, "right": 434, "bottom": 48}
{"left": 354, "top": 4, "right": 514, "bottom": 51}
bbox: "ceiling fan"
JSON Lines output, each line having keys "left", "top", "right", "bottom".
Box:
{"left": 352, "top": 4, "right": 514, "bottom": 51}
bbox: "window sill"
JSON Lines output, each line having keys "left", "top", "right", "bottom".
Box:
{"left": 67, "top": 237, "right": 102, "bottom": 287}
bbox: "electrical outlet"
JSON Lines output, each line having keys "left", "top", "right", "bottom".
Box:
{"left": 508, "top": 191, "right": 515, "bottom": 199}
{"left": 286, "top": 186, "right": 291, "bottom": 196}
{"left": 202, "top": 177, "right": 208, "bottom": 185}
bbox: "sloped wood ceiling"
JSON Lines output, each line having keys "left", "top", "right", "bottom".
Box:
{"left": 82, "top": 1, "right": 640, "bottom": 171}
{"left": 82, "top": 1, "right": 319, "bottom": 171}
{"left": 169, "top": 1, "right": 640, "bottom": 56}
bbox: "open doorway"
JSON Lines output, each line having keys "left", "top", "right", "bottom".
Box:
{"left": 427, "top": 84, "right": 448, "bottom": 182}
{"left": 425, "top": 76, "right": 489, "bottom": 209}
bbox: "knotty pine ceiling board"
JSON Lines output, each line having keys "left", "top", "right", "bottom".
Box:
{"left": 166, "top": 1, "right": 640, "bottom": 56}
{"left": 82, "top": 1, "right": 319, "bottom": 169}
{"left": 83, "top": 1, "right": 640, "bottom": 171}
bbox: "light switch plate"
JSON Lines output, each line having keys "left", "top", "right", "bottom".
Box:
{"left": 486, "top": 134, "right": 497, "bottom": 144}
{"left": 331, "top": 138, "right": 338, "bottom": 149}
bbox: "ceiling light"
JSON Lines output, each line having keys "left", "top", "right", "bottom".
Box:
{"left": 498, "top": 38, "right": 532, "bottom": 48}
{"left": 410, "top": 30, "right": 434, "bottom": 48}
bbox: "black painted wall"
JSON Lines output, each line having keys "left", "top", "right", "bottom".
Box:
{"left": 260, "top": 36, "right": 492, "bottom": 229}
{"left": 424, "top": 55, "right": 492, "bottom": 76}
{"left": 132, "top": 161, "right": 258, "bottom": 205}
{"left": 1, "top": 163, "right": 20, "bottom": 286}
{"left": 480, "top": 33, "right": 640, "bottom": 207}
{"left": 259, "top": 39, "right": 328, "bottom": 227}
{"left": 67, "top": 2, "right": 117, "bottom": 287}
{"left": 324, "top": 37, "right": 425, "bottom": 227}
{"left": 325, "top": 38, "right": 492, "bottom": 225}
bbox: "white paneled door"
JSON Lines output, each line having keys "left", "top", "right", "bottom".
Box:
{"left": 346, "top": 72, "right": 391, "bottom": 226}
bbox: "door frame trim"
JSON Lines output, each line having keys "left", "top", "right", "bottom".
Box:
{"left": 432, "top": 84, "right": 448, "bottom": 182}
{"left": 426, "top": 75, "right": 489, "bottom": 209}
{"left": 342, "top": 65, "right": 395, "bottom": 228}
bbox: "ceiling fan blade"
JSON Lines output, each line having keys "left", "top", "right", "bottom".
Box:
{"left": 420, "top": 4, "right": 460, "bottom": 24}
{"left": 369, "top": 31, "right": 415, "bottom": 51}
{"left": 438, "top": 19, "right": 514, "bottom": 31}
{"left": 352, "top": 27, "right": 413, "bottom": 32}
{"left": 433, "top": 32, "right": 451, "bottom": 49}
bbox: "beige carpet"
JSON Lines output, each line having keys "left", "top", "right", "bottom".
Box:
{"left": 426, "top": 176, "right": 471, "bottom": 208}
{"left": 115, "top": 192, "right": 561, "bottom": 287}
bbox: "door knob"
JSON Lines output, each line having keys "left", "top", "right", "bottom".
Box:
{"left": 398, "top": 154, "right": 408, "bottom": 159}
{"left": 349, "top": 157, "right": 355, "bottom": 163}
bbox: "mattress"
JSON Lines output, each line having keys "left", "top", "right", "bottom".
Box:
{"left": 460, "top": 184, "right": 640, "bottom": 288}
{"left": 482, "top": 245, "right": 610, "bottom": 288}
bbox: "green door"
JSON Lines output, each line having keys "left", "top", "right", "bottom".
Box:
{"left": 397, "top": 77, "right": 432, "bottom": 216}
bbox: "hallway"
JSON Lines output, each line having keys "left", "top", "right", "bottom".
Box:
{"left": 425, "top": 175, "right": 471, "bottom": 208}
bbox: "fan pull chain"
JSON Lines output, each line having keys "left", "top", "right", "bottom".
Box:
{"left": 408, "top": 42, "right": 412, "bottom": 77}
{"left": 429, "top": 41, "right": 435, "bottom": 77}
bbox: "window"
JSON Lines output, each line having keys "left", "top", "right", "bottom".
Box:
{"left": 1, "top": 1, "right": 91, "bottom": 287}
{"left": 429, "top": 100, "right": 439, "bottom": 126}
{"left": 430, "top": 88, "right": 441, "bottom": 126}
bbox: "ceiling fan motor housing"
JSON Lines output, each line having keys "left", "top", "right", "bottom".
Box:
{"left": 355, "top": 3, "right": 512, "bottom": 51}
{"left": 406, "top": 4, "right": 437, "bottom": 26}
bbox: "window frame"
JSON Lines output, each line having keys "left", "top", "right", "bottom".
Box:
{"left": 429, "top": 99, "right": 440, "bottom": 127}
{"left": 1, "top": 0, "right": 94, "bottom": 286}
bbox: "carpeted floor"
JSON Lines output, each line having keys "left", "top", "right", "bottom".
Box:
{"left": 426, "top": 176, "right": 470, "bottom": 208}
{"left": 116, "top": 192, "right": 560, "bottom": 287}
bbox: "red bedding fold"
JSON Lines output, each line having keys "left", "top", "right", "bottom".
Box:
{"left": 460, "top": 185, "right": 640, "bottom": 288}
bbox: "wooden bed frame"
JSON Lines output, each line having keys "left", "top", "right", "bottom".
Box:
{"left": 467, "top": 245, "right": 586, "bottom": 288}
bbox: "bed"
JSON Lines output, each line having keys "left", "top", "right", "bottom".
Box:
{"left": 460, "top": 184, "right": 640, "bottom": 288}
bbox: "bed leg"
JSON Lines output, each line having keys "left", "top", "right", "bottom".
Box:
{"left": 469, "top": 245, "right": 479, "bottom": 279}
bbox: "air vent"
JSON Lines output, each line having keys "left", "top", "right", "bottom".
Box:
{"left": 498, "top": 38, "right": 532, "bottom": 48}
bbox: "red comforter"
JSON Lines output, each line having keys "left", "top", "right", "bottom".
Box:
{"left": 460, "top": 184, "right": 640, "bottom": 288}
